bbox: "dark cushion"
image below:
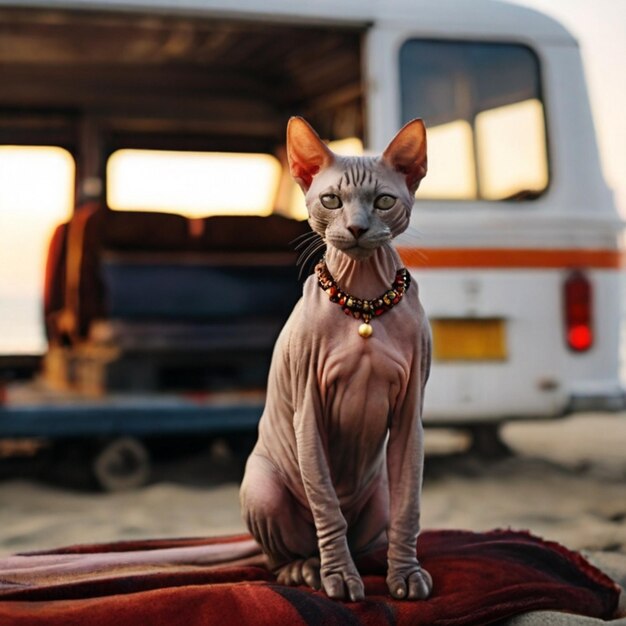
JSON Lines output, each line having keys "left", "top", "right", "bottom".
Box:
{"left": 102, "top": 210, "right": 189, "bottom": 251}
{"left": 200, "top": 215, "right": 311, "bottom": 252}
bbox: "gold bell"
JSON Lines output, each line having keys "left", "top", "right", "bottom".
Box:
{"left": 358, "top": 322, "right": 373, "bottom": 338}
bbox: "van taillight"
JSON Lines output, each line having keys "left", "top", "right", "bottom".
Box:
{"left": 563, "top": 271, "right": 593, "bottom": 352}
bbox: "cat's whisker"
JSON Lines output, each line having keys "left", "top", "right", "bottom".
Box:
{"left": 291, "top": 231, "right": 319, "bottom": 248}
{"left": 416, "top": 249, "right": 429, "bottom": 261}
{"left": 396, "top": 246, "right": 429, "bottom": 266}
{"left": 296, "top": 238, "right": 325, "bottom": 266}
{"left": 293, "top": 233, "right": 322, "bottom": 252}
{"left": 398, "top": 229, "right": 424, "bottom": 245}
{"left": 410, "top": 248, "right": 429, "bottom": 264}
{"left": 297, "top": 245, "right": 326, "bottom": 275}
{"left": 396, "top": 230, "right": 428, "bottom": 263}
{"left": 291, "top": 230, "right": 315, "bottom": 243}
{"left": 301, "top": 248, "right": 327, "bottom": 280}
{"left": 297, "top": 240, "right": 326, "bottom": 279}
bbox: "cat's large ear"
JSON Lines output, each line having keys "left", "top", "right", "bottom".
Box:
{"left": 382, "top": 119, "right": 427, "bottom": 194}
{"left": 287, "top": 117, "right": 335, "bottom": 191}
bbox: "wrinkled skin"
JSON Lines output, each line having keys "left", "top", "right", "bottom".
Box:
{"left": 240, "top": 118, "right": 432, "bottom": 602}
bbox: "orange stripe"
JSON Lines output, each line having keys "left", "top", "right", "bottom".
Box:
{"left": 397, "top": 247, "right": 625, "bottom": 269}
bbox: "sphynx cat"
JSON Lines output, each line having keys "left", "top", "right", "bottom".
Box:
{"left": 240, "top": 117, "right": 432, "bottom": 602}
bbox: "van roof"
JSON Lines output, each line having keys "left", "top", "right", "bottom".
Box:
{"left": 0, "top": 0, "right": 576, "bottom": 45}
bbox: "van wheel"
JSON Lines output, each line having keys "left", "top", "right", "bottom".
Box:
{"left": 467, "top": 424, "right": 512, "bottom": 459}
{"left": 92, "top": 437, "right": 151, "bottom": 491}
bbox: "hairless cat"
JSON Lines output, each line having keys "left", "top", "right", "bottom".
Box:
{"left": 240, "top": 117, "right": 432, "bottom": 602}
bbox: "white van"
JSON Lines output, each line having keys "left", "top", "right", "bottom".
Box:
{"left": 374, "top": 2, "right": 626, "bottom": 427}
{"left": 0, "top": 0, "right": 623, "bottom": 455}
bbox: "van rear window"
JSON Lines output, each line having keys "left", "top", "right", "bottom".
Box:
{"left": 107, "top": 150, "right": 281, "bottom": 218}
{"left": 400, "top": 40, "right": 549, "bottom": 202}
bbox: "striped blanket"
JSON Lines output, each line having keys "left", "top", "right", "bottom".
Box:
{"left": 0, "top": 529, "right": 619, "bottom": 625}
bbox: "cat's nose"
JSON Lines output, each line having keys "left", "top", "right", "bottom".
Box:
{"left": 347, "top": 225, "right": 368, "bottom": 239}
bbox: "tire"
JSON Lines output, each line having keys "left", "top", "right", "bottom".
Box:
{"left": 92, "top": 437, "right": 151, "bottom": 491}
{"left": 467, "top": 424, "right": 512, "bottom": 459}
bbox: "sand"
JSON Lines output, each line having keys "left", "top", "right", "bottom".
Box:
{"left": 0, "top": 411, "right": 624, "bottom": 621}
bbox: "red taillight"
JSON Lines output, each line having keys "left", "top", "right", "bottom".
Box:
{"left": 563, "top": 271, "right": 593, "bottom": 352}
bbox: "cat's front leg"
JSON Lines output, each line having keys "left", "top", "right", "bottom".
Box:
{"left": 317, "top": 534, "right": 363, "bottom": 601}
{"left": 293, "top": 388, "right": 364, "bottom": 602}
{"left": 386, "top": 334, "right": 432, "bottom": 601}
{"left": 386, "top": 415, "right": 432, "bottom": 600}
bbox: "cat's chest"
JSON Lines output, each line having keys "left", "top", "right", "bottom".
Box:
{"left": 322, "top": 324, "right": 409, "bottom": 378}
{"left": 316, "top": 315, "right": 415, "bottom": 416}
{"left": 295, "top": 276, "right": 422, "bottom": 416}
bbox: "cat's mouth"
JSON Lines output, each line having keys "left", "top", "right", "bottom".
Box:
{"left": 341, "top": 245, "right": 376, "bottom": 260}
{"left": 327, "top": 236, "right": 391, "bottom": 260}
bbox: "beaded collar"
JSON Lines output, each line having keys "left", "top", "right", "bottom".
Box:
{"left": 315, "top": 259, "right": 411, "bottom": 338}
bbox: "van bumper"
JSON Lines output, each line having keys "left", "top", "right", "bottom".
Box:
{"left": 565, "top": 389, "right": 626, "bottom": 413}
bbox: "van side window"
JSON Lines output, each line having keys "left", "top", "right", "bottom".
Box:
{"left": 400, "top": 40, "right": 549, "bottom": 202}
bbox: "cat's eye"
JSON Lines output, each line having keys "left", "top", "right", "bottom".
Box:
{"left": 320, "top": 194, "right": 343, "bottom": 210}
{"left": 374, "top": 194, "right": 396, "bottom": 210}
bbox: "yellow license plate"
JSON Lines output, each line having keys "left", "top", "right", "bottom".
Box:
{"left": 431, "top": 318, "right": 507, "bottom": 361}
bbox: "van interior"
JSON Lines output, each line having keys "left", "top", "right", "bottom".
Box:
{"left": 0, "top": 7, "right": 366, "bottom": 393}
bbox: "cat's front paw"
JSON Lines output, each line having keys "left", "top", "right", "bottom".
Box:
{"left": 321, "top": 561, "right": 364, "bottom": 602}
{"left": 387, "top": 564, "right": 432, "bottom": 600}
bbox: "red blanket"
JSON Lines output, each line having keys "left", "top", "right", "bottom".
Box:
{"left": 0, "top": 529, "right": 619, "bottom": 625}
